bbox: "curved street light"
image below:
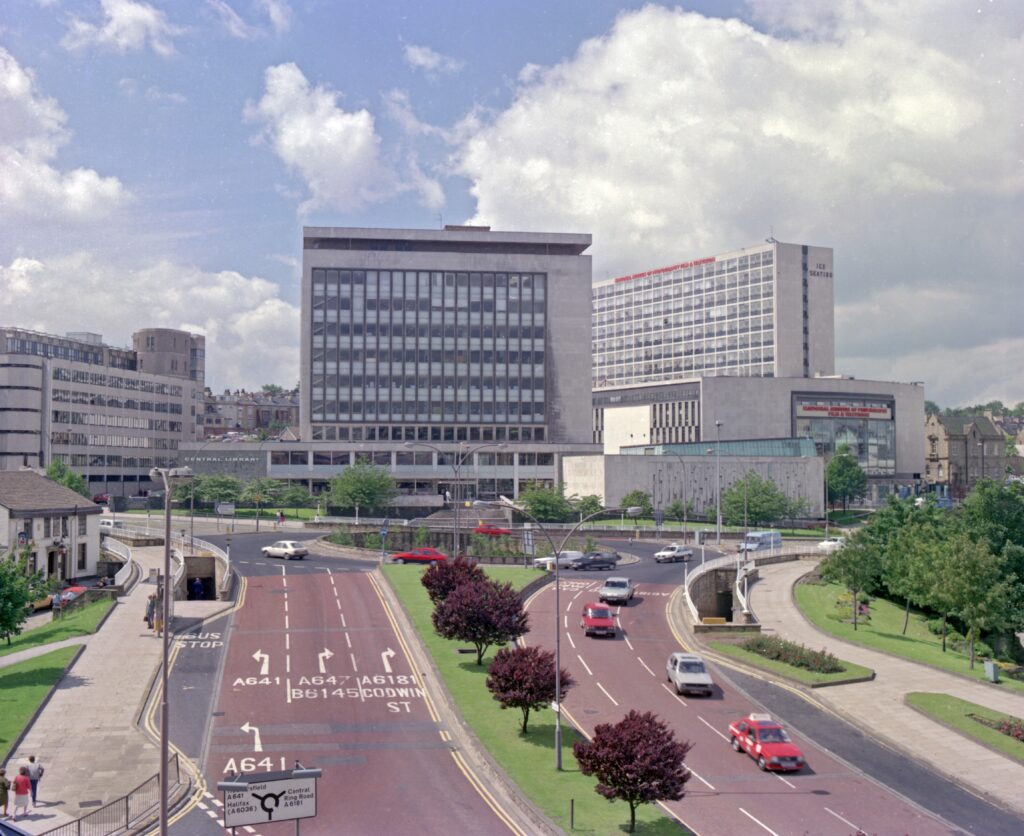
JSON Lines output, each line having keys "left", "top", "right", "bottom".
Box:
{"left": 405, "top": 440, "right": 507, "bottom": 557}
{"left": 476, "top": 498, "right": 641, "bottom": 770}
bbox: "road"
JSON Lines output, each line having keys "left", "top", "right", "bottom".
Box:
{"left": 166, "top": 533, "right": 520, "bottom": 835}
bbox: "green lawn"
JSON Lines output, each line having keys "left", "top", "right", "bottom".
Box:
{"left": 708, "top": 641, "right": 873, "bottom": 686}
{"left": 382, "top": 564, "right": 690, "bottom": 835}
{"left": 794, "top": 581, "right": 1024, "bottom": 694}
{"left": 905, "top": 693, "right": 1024, "bottom": 764}
{"left": 0, "top": 647, "right": 79, "bottom": 753}
{"left": 0, "top": 599, "right": 114, "bottom": 658}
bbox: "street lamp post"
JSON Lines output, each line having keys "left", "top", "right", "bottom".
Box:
{"left": 405, "top": 441, "right": 507, "bottom": 557}
{"left": 714, "top": 420, "right": 723, "bottom": 546}
{"left": 475, "top": 499, "right": 641, "bottom": 770}
{"left": 149, "top": 466, "right": 193, "bottom": 836}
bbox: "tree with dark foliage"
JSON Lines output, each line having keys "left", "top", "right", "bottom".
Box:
{"left": 573, "top": 710, "right": 692, "bottom": 833}
{"left": 421, "top": 556, "right": 485, "bottom": 604}
{"left": 432, "top": 579, "right": 529, "bottom": 665}
{"left": 486, "top": 645, "right": 574, "bottom": 734}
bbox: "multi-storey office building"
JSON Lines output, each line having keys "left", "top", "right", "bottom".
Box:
{"left": 0, "top": 327, "right": 205, "bottom": 496}
{"left": 301, "top": 225, "right": 594, "bottom": 446}
{"left": 592, "top": 241, "right": 834, "bottom": 389}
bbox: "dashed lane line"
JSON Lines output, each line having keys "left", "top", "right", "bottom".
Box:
{"left": 824, "top": 807, "right": 861, "bottom": 831}
{"left": 698, "top": 715, "right": 730, "bottom": 742}
{"left": 637, "top": 656, "right": 656, "bottom": 677}
{"left": 660, "top": 682, "right": 687, "bottom": 706}
{"left": 350, "top": 651, "right": 358, "bottom": 672}
{"left": 774, "top": 772, "right": 797, "bottom": 790}
{"left": 739, "top": 807, "right": 780, "bottom": 836}
{"left": 577, "top": 654, "right": 593, "bottom": 676}
{"left": 686, "top": 766, "right": 716, "bottom": 791}
{"left": 566, "top": 632, "right": 576, "bottom": 649}
{"left": 596, "top": 682, "right": 619, "bottom": 706}
{"left": 623, "top": 635, "right": 635, "bottom": 651}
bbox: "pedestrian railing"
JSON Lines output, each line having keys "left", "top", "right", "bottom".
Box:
{"left": 38, "top": 753, "right": 181, "bottom": 836}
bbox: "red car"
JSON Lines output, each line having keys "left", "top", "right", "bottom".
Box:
{"left": 728, "top": 714, "right": 806, "bottom": 772}
{"left": 580, "top": 602, "right": 616, "bottom": 638}
{"left": 473, "top": 523, "right": 513, "bottom": 537}
{"left": 389, "top": 547, "right": 447, "bottom": 565}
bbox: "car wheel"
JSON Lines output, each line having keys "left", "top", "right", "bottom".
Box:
{"left": 675, "top": 681, "right": 683, "bottom": 695}
{"left": 393, "top": 558, "right": 405, "bottom": 564}
{"left": 757, "top": 755, "right": 768, "bottom": 771}
{"left": 731, "top": 737, "right": 741, "bottom": 752}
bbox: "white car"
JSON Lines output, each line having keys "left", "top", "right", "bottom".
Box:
{"left": 817, "top": 536, "right": 846, "bottom": 553}
{"left": 598, "top": 577, "right": 636, "bottom": 606}
{"left": 654, "top": 543, "right": 693, "bottom": 563}
{"left": 532, "top": 550, "right": 584, "bottom": 570}
{"left": 261, "top": 540, "right": 309, "bottom": 560}
{"left": 666, "top": 652, "right": 714, "bottom": 696}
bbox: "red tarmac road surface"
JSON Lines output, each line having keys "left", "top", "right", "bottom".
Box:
{"left": 525, "top": 578, "right": 953, "bottom": 836}
{"left": 206, "top": 565, "right": 515, "bottom": 835}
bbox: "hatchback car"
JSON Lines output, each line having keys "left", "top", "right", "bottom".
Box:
{"left": 818, "top": 536, "right": 846, "bottom": 553}
{"left": 389, "top": 547, "right": 447, "bottom": 565}
{"left": 261, "top": 540, "right": 309, "bottom": 560}
{"left": 728, "top": 713, "right": 806, "bottom": 772}
{"left": 580, "top": 603, "right": 617, "bottom": 638}
{"left": 474, "top": 523, "right": 513, "bottom": 537}
{"left": 654, "top": 543, "right": 693, "bottom": 563}
{"left": 666, "top": 652, "right": 714, "bottom": 696}
{"left": 598, "top": 577, "right": 636, "bottom": 606}
{"left": 532, "top": 551, "right": 584, "bottom": 570}
{"left": 570, "top": 552, "right": 620, "bottom": 571}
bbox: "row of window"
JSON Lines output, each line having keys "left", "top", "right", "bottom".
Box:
{"left": 5, "top": 337, "right": 104, "bottom": 365}
{"left": 51, "top": 411, "right": 182, "bottom": 432}
{"left": 269, "top": 449, "right": 555, "bottom": 467}
{"left": 50, "top": 430, "right": 178, "bottom": 449}
{"left": 309, "top": 424, "right": 547, "bottom": 443}
{"left": 593, "top": 250, "right": 774, "bottom": 300}
{"left": 52, "top": 367, "right": 184, "bottom": 397}
{"left": 58, "top": 453, "right": 157, "bottom": 469}
{"left": 312, "top": 270, "right": 547, "bottom": 295}
{"left": 595, "top": 280, "right": 776, "bottom": 316}
{"left": 51, "top": 389, "right": 183, "bottom": 414}
{"left": 310, "top": 400, "right": 546, "bottom": 420}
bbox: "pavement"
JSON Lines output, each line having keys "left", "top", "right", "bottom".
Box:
{"left": 1, "top": 545, "right": 230, "bottom": 834}
{"left": 744, "top": 559, "right": 1024, "bottom": 818}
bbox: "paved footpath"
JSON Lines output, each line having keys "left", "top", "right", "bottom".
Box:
{"left": 749, "top": 559, "right": 1024, "bottom": 817}
{"left": 2, "top": 546, "right": 227, "bottom": 834}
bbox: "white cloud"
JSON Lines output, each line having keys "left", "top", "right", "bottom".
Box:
{"left": 245, "top": 62, "right": 392, "bottom": 213}
{"left": 62, "top": 0, "right": 182, "bottom": 57}
{"left": 403, "top": 43, "right": 463, "bottom": 75}
{"left": 0, "top": 253, "right": 299, "bottom": 391}
{"left": 260, "top": 0, "right": 292, "bottom": 34}
{"left": 206, "top": 0, "right": 258, "bottom": 40}
{"left": 0, "top": 47, "right": 129, "bottom": 221}
{"left": 455, "top": 2, "right": 1024, "bottom": 405}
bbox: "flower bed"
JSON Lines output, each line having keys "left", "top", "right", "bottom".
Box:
{"left": 741, "top": 635, "right": 844, "bottom": 674}
{"left": 972, "top": 714, "right": 1024, "bottom": 743}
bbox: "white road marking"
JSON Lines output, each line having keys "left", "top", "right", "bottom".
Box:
{"left": 286, "top": 656, "right": 291, "bottom": 674}
{"left": 350, "top": 652, "right": 358, "bottom": 672}
{"left": 286, "top": 676, "right": 292, "bottom": 703}
{"left": 284, "top": 615, "right": 289, "bottom": 630}
{"left": 336, "top": 599, "right": 342, "bottom": 610}
{"left": 774, "top": 773, "right": 796, "bottom": 789}
{"left": 596, "top": 682, "right": 619, "bottom": 706}
{"left": 698, "top": 715, "right": 730, "bottom": 742}
{"left": 345, "top": 633, "right": 352, "bottom": 648}
{"left": 824, "top": 808, "right": 860, "bottom": 830}
{"left": 623, "top": 635, "right": 635, "bottom": 651}
{"left": 565, "top": 599, "right": 574, "bottom": 612}
{"left": 197, "top": 801, "right": 209, "bottom": 810}
{"left": 566, "top": 633, "right": 576, "bottom": 649}
{"left": 210, "top": 798, "right": 223, "bottom": 808}
{"left": 685, "top": 766, "right": 715, "bottom": 790}
{"left": 333, "top": 586, "right": 339, "bottom": 597}
{"left": 563, "top": 615, "right": 568, "bottom": 629}
{"left": 660, "top": 682, "right": 687, "bottom": 706}
{"left": 285, "top": 634, "right": 290, "bottom": 651}
{"left": 739, "top": 808, "right": 779, "bottom": 836}
{"left": 340, "top": 613, "right": 347, "bottom": 628}
{"left": 243, "top": 827, "right": 257, "bottom": 834}
{"left": 205, "top": 809, "right": 219, "bottom": 819}
{"left": 577, "top": 655, "right": 593, "bottom": 676}
{"left": 637, "top": 657, "right": 656, "bottom": 677}
{"left": 253, "top": 562, "right": 267, "bottom": 566}
{"left": 283, "top": 600, "right": 288, "bottom": 612}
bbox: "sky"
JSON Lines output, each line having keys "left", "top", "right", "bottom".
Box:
{"left": 1, "top": 0, "right": 1021, "bottom": 408}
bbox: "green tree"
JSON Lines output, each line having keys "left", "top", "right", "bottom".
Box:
{"left": 46, "top": 459, "right": 90, "bottom": 498}
{"left": 279, "top": 484, "right": 313, "bottom": 510}
{"left": 195, "top": 475, "right": 244, "bottom": 505}
{"left": 666, "top": 498, "right": 692, "bottom": 525}
{"left": 884, "top": 517, "right": 943, "bottom": 635}
{"left": 620, "top": 489, "right": 653, "bottom": 519}
{"left": 328, "top": 461, "right": 397, "bottom": 520}
{"left": 574, "top": 494, "right": 604, "bottom": 520}
{"left": 261, "top": 384, "right": 285, "bottom": 396}
{"left": 924, "top": 400, "right": 942, "bottom": 416}
{"left": 241, "top": 477, "right": 284, "bottom": 531}
{"left": 721, "top": 471, "right": 789, "bottom": 527}
{"left": 826, "top": 445, "right": 868, "bottom": 511}
{"left": 0, "top": 548, "right": 49, "bottom": 645}
{"left": 518, "top": 482, "right": 576, "bottom": 523}
{"left": 820, "top": 530, "right": 883, "bottom": 630}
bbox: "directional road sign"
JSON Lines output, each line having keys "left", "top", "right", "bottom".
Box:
{"left": 223, "top": 772, "right": 318, "bottom": 827}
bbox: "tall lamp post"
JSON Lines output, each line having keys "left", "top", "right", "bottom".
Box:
{"left": 405, "top": 441, "right": 506, "bottom": 557}
{"left": 714, "top": 420, "right": 723, "bottom": 545}
{"left": 476, "top": 499, "right": 641, "bottom": 770}
{"left": 149, "top": 466, "right": 193, "bottom": 836}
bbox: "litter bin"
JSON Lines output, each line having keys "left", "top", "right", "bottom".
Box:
{"left": 984, "top": 660, "right": 1000, "bottom": 683}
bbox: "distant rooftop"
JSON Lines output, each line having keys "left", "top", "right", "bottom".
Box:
{"left": 303, "top": 226, "right": 591, "bottom": 256}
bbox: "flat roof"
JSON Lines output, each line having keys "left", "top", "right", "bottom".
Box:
{"left": 303, "top": 226, "right": 591, "bottom": 256}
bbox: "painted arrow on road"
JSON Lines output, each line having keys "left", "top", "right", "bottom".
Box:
{"left": 241, "top": 722, "right": 263, "bottom": 753}
{"left": 318, "top": 648, "right": 334, "bottom": 674}
{"left": 252, "top": 649, "right": 269, "bottom": 676}
{"left": 381, "top": 647, "right": 396, "bottom": 673}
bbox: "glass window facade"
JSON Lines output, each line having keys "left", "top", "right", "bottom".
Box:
{"left": 795, "top": 396, "right": 896, "bottom": 475}
{"left": 309, "top": 268, "right": 547, "bottom": 441}
{"left": 592, "top": 246, "right": 776, "bottom": 388}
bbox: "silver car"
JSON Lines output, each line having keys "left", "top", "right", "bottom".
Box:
{"left": 261, "top": 540, "right": 309, "bottom": 560}
{"left": 666, "top": 652, "right": 714, "bottom": 696}
{"left": 598, "top": 576, "right": 635, "bottom": 606}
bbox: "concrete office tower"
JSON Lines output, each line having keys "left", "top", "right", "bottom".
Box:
{"left": 301, "top": 226, "right": 594, "bottom": 445}
{"left": 592, "top": 241, "right": 835, "bottom": 389}
{"left": 0, "top": 327, "right": 205, "bottom": 495}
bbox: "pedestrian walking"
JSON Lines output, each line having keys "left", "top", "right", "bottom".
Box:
{"left": 277, "top": 510, "right": 285, "bottom": 526}
{"left": 11, "top": 767, "right": 30, "bottom": 820}
{"left": 0, "top": 767, "right": 10, "bottom": 818}
{"left": 152, "top": 591, "right": 164, "bottom": 636}
{"left": 191, "top": 577, "right": 203, "bottom": 600}
{"left": 145, "top": 593, "right": 156, "bottom": 629}
{"left": 26, "top": 756, "right": 43, "bottom": 806}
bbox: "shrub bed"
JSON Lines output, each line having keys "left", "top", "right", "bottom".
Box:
{"left": 741, "top": 635, "right": 844, "bottom": 674}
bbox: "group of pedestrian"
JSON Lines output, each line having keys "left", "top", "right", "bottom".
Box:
{"left": 0, "top": 755, "right": 43, "bottom": 822}
{"left": 145, "top": 593, "right": 164, "bottom": 635}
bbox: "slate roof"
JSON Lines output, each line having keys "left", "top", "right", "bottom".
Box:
{"left": 0, "top": 471, "right": 103, "bottom": 516}
{"left": 936, "top": 415, "right": 1000, "bottom": 437}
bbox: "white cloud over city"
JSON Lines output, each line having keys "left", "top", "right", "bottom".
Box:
{"left": 61, "top": 0, "right": 183, "bottom": 57}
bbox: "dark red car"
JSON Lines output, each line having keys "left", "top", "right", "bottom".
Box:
{"left": 473, "top": 523, "right": 513, "bottom": 537}
{"left": 388, "top": 547, "right": 447, "bottom": 565}
{"left": 728, "top": 713, "right": 806, "bottom": 772}
{"left": 580, "top": 602, "right": 616, "bottom": 638}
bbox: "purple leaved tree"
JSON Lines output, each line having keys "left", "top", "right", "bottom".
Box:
{"left": 432, "top": 578, "right": 529, "bottom": 665}
{"left": 573, "top": 710, "right": 692, "bottom": 833}
{"left": 486, "top": 645, "right": 574, "bottom": 734}
{"left": 421, "top": 556, "right": 485, "bottom": 604}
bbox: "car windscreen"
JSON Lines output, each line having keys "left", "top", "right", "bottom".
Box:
{"left": 605, "top": 580, "right": 627, "bottom": 588}
{"left": 587, "top": 608, "right": 613, "bottom": 619}
{"left": 681, "top": 662, "right": 705, "bottom": 673}
{"left": 758, "top": 728, "right": 790, "bottom": 743}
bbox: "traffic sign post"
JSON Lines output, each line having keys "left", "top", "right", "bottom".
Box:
{"left": 379, "top": 518, "right": 389, "bottom": 563}
{"left": 219, "top": 766, "right": 321, "bottom": 832}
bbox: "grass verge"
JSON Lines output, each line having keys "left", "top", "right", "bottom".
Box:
{"left": 383, "top": 563, "right": 689, "bottom": 835}
{"left": 708, "top": 640, "right": 873, "bottom": 686}
{"left": 794, "top": 581, "right": 1024, "bottom": 694}
{"left": 0, "top": 647, "right": 79, "bottom": 754}
{"left": 905, "top": 693, "right": 1024, "bottom": 764}
{"left": 0, "top": 599, "right": 114, "bottom": 658}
